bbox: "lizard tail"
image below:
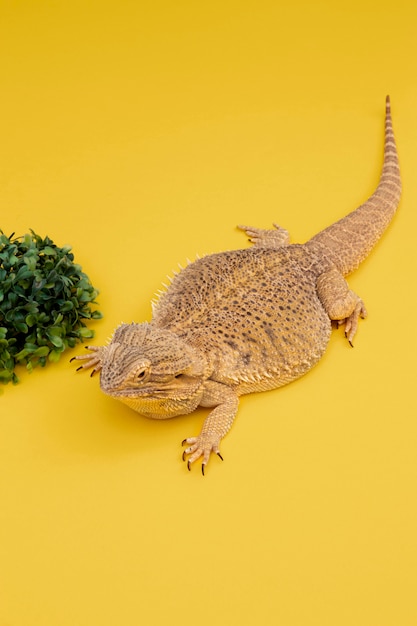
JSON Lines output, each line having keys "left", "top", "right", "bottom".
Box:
{"left": 307, "top": 96, "right": 401, "bottom": 276}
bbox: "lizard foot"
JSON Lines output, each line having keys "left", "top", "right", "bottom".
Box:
{"left": 316, "top": 269, "right": 368, "bottom": 346}
{"left": 182, "top": 436, "right": 224, "bottom": 475}
{"left": 70, "top": 345, "right": 105, "bottom": 376}
{"left": 238, "top": 223, "right": 290, "bottom": 248}
{"left": 338, "top": 300, "right": 368, "bottom": 346}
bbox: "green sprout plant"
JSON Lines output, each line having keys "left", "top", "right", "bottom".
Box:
{"left": 0, "top": 230, "right": 102, "bottom": 385}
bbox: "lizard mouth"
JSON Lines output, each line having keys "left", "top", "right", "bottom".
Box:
{"left": 101, "top": 374, "right": 204, "bottom": 402}
{"left": 109, "top": 380, "right": 205, "bottom": 419}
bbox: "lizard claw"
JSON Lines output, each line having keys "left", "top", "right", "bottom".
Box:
{"left": 182, "top": 436, "right": 223, "bottom": 474}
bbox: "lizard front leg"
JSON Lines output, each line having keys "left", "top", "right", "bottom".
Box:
{"left": 316, "top": 268, "right": 367, "bottom": 346}
{"left": 71, "top": 345, "right": 107, "bottom": 376}
{"left": 182, "top": 380, "right": 239, "bottom": 475}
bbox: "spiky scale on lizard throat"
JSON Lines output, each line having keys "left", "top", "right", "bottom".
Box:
{"left": 74, "top": 97, "right": 401, "bottom": 473}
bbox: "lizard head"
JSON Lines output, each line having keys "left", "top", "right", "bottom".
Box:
{"left": 98, "top": 322, "right": 209, "bottom": 418}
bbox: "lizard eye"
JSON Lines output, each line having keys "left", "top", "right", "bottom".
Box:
{"left": 130, "top": 360, "right": 151, "bottom": 385}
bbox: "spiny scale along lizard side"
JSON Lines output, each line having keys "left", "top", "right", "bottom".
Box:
{"left": 74, "top": 97, "right": 401, "bottom": 474}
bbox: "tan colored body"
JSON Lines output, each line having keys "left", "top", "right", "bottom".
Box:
{"left": 75, "top": 97, "right": 401, "bottom": 473}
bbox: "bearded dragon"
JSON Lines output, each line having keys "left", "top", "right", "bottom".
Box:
{"left": 74, "top": 97, "right": 401, "bottom": 474}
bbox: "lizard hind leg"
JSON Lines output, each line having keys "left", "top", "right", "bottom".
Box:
{"left": 238, "top": 223, "right": 290, "bottom": 248}
{"left": 316, "top": 268, "right": 367, "bottom": 346}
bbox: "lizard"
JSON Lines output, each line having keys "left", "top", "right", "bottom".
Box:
{"left": 73, "top": 96, "right": 401, "bottom": 474}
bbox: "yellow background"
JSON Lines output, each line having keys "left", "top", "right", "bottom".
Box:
{"left": 1, "top": 1, "right": 416, "bottom": 624}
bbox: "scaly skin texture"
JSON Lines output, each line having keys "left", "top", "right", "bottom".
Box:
{"left": 74, "top": 97, "right": 401, "bottom": 474}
